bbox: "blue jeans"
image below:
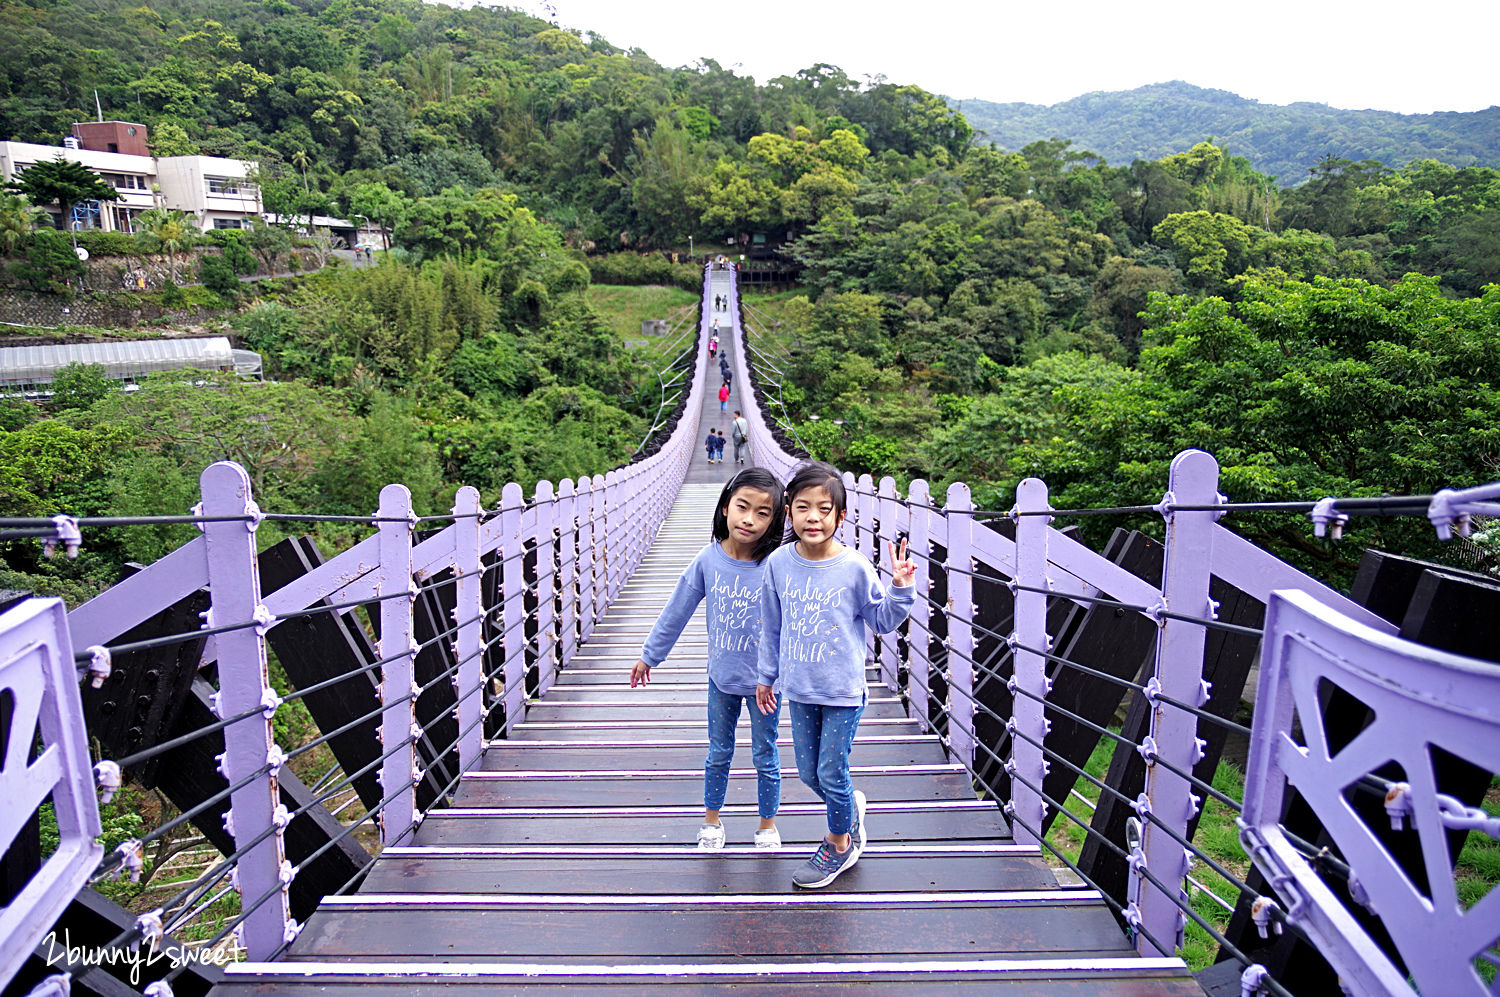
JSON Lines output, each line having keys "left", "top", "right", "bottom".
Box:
{"left": 788, "top": 698, "right": 866, "bottom": 835}
{"left": 705, "top": 679, "right": 781, "bottom": 819}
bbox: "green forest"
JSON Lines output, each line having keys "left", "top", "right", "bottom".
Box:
{"left": 1, "top": 0, "right": 1497, "bottom": 600}
{"left": 958, "top": 81, "right": 1500, "bottom": 185}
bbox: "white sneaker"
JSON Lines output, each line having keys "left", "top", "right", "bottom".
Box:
{"left": 696, "top": 823, "right": 726, "bottom": 850}
{"left": 754, "top": 826, "right": 782, "bottom": 850}
{"left": 853, "top": 789, "right": 868, "bottom": 852}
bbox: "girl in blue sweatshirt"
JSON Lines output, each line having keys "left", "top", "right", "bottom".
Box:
{"left": 631, "top": 468, "right": 787, "bottom": 849}
{"left": 756, "top": 461, "right": 915, "bottom": 888}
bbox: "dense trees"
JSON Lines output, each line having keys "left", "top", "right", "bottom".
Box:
{"left": 1, "top": 0, "right": 1496, "bottom": 596}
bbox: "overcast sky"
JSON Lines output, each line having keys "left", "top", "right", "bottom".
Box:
{"left": 516, "top": 0, "right": 1497, "bottom": 115}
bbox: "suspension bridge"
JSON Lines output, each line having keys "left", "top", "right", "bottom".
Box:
{"left": 2, "top": 264, "right": 1498, "bottom": 997}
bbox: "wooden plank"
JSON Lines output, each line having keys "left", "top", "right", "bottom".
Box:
{"left": 414, "top": 807, "right": 1012, "bottom": 847}
{"left": 212, "top": 974, "right": 1202, "bottom": 994}
{"left": 478, "top": 741, "right": 951, "bottom": 770}
{"left": 153, "top": 677, "right": 370, "bottom": 921}
{"left": 259, "top": 537, "right": 383, "bottom": 811}
{"left": 505, "top": 724, "right": 915, "bottom": 742}
{"left": 286, "top": 899, "right": 1136, "bottom": 959}
{"left": 1034, "top": 531, "right": 1161, "bottom": 834}
{"left": 519, "top": 701, "right": 909, "bottom": 722}
{"left": 410, "top": 557, "right": 462, "bottom": 808}
{"left": 448, "top": 771, "right": 977, "bottom": 808}
{"left": 78, "top": 568, "right": 208, "bottom": 789}
{"left": 355, "top": 851, "right": 1064, "bottom": 895}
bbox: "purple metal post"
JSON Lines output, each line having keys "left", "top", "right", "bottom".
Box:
{"left": 837, "top": 472, "right": 856, "bottom": 549}
{"left": 1133, "top": 449, "right": 1219, "bottom": 955}
{"left": 877, "top": 476, "right": 901, "bottom": 692}
{"left": 499, "top": 482, "right": 526, "bottom": 726}
{"left": 1008, "top": 477, "right": 1051, "bottom": 849}
{"left": 590, "top": 474, "right": 608, "bottom": 629}
{"left": 451, "top": 486, "right": 484, "bottom": 772}
{"left": 200, "top": 461, "right": 289, "bottom": 958}
{"left": 600, "top": 470, "right": 618, "bottom": 603}
{"left": 0, "top": 598, "right": 102, "bottom": 985}
{"left": 945, "top": 481, "right": 975, "bottom": 768}
{"left": 532, "top": 480, "right": 559, "bottom": 697}
{"left": 577, "top": 476, "right": 599, "bottom": 644}
{"left": 557, "top": 478, "right": 579, "bottom": 666}
{"left": 905, "top": 480, "right": 934, "bottom": 730}
{"left": 858, "top": 474, "right": 877, "bottom": 666}
{"left": 375, "top": 482, "right": 417, "bottom": 845}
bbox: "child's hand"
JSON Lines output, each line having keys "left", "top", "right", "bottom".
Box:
{"left": 630, "top": 659, "right": 651, "bottom": 687}
{"left": 755, "top": 683, "right": 777, "bottom": 715}
{"left": 888, "top": 538, "right": 917, "bottom": 588}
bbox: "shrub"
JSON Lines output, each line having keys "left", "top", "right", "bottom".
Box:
{"left": 586, "top": 252, "right": 700, "bottom": 290}
{"left": 159, "top": 279, "right": 185, "bottom": 306}
{"left": 199, "top": 254, "right": 242, "bottom": 299}
{"left": 12, "top": 229, "right": 84, "bottom": 293}
{"left": 73, "top": 231, "right": 140, "bottom": 257}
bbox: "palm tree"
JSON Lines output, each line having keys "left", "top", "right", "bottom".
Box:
{"left": 289, "top": 150, "right": 316, "bottom": 235}
{"left": 135, "top": 209, "right": 198, "bottom": 282}
{"left": 0, "top": 193, "right": 45, "bottom": 256}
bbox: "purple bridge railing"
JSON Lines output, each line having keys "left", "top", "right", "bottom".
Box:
{"left": 2, "top": 263, "right": 1498, "bottom": 997}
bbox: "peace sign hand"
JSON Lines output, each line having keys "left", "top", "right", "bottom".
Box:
{"left": 887, "top": 538, "right": 916, "bottom": 588}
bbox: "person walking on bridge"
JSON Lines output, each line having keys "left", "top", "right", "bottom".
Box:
{"left": 756, "top": 462, "right": 916, "bottom": 888}
{"left": 631, "top": 469, "right": 789, "bottom": 850}
{"left": 718, "top": 381, "right": 730, "bottom": 413}
{"left": 731, "top": 410, "right": 750, "bottom": 465}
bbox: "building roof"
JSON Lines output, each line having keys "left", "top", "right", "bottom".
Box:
{"left": 0, "top": 336, "right": 252, "bottom": 386}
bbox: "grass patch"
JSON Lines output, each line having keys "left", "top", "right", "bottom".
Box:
{"left": 739, "top": 287, "right": 810, "bottom": 344}
{"left": 1041, "top": 734, "right": 1250, "bottom": 971}
{"left": 585, "top": 284, "right": 700, "bottom": 344}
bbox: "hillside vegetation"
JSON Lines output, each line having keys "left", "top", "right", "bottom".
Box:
{"left": 957, "top": 81, "right": 1500, "bottom": 185}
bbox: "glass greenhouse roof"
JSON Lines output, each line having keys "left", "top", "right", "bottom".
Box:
{"left": 0, "top": 337, "right": 259, "bottom": 386}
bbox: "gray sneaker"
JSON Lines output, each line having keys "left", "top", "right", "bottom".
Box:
{"left": 853, "top": 789, "right": 868, "bottom": 852}
{"left": 792, "top": 838, "right": 860, "bottom": 889}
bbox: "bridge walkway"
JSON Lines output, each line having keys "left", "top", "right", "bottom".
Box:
{"left": 214, "top": 483, "right": 1198, "bottom": 992}
{"left": 210, "top": 273, "right": 1201, "bottom": 993}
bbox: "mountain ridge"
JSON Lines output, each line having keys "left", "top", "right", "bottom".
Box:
{"left": 950, "top": 81, "right": 1500, "bottom": 184}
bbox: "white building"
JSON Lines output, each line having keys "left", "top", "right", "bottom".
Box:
{"left": 0, "top": 121, "right": 262, "bottom": 234}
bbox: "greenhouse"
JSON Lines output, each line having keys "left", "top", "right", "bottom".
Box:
{"left": 0, "top": 337, "right": 262, "bottom": 394}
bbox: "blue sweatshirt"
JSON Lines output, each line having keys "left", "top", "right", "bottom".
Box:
{"left": 757, "top": 545, "right": 914, "bottom": 707}
{"left": 638, "top": 542, "right": 766, "bottom": 696}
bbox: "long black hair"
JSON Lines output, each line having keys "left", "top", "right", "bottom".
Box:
{"left": 782, "top": 461, "right": 847, "bottom": 543}
{"left": 712, "top": 467, "right": 786, "bottom": 563}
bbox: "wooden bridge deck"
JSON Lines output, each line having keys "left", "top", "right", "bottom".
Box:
{"left": 214, "top": 483, "right": 1201, "bottom": 993}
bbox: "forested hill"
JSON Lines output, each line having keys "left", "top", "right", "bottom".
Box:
{"left": 955, "top": 82, "right": 1500, "bottom": 184}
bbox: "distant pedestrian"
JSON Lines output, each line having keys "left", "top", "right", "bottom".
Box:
{"left": 709, "top": 335, "right": 719, "bottom": 359}
{"left": 732, "top": 411, "right": 750, "bottom": 465}
{"left": 706, "top": 427, "right": 720, "bottom": 463}
{"left": 718, "top": 382, "right": 730, "bottom": 413}
{"left": 716, "top": 430, "right": 728, "bottom": 461}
